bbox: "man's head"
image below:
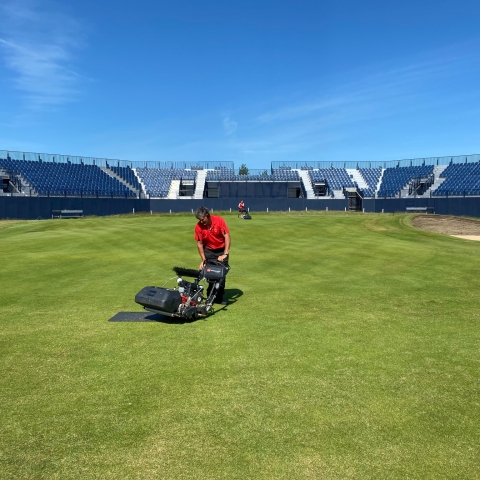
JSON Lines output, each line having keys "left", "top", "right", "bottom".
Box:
{"left": 195, "top": 206, "right": 212, "bottom": 227}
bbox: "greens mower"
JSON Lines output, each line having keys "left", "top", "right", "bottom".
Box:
{"left": 135, "top": 263, "right": 229, "bottom": 320}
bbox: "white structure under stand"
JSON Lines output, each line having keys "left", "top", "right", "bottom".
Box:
{"left": 0, "top": 167, "right": 30, "bottom": 196}
{"left": 424, "top": 165, "right": 448, "bottom": 196}
{"left": 13, "top": 172, "right": 34, "bottom": 196}
{"left": 346, "top": 169, "right": 367, "bottom": 190}
{"left": 375, "top": 169, "right": 385, "bottom": 196}
{"left": 400, "top": 185, "right": 410, "bottom": 198}
{"left": 132, "top": 168, "right": 147, "bottom": 196}
{"left": 167, "top": 179, "right": 181, "bottom": 199}
{"left": 403, "top": 165, "right": 446, "bottom": 198}
{"left": 194, "top": 170, "right": 207, "bottom": 199}
{"left": 297, "top": 170, "right": 315, "bottom": 199}
{"left": 331, "top": 189, "right": 346, "bottom": 199}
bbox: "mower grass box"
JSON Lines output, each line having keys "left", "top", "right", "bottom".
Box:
{"left": 135, "top": 287, "right": 181, "bottom": 313}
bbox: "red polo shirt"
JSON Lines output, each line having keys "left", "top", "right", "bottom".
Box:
{"left": 194, "top": 215, "right": 230, "bottom": 250}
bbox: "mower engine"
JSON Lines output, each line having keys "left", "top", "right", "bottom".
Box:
{"left": 135, "top": 264, "right": 229, "bottom": 320}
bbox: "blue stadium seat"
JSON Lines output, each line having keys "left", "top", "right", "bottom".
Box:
{"left": 135, "top": 167, "right": 196, "bottom": 197}
{"left": 377, "top": 165, "right": 434, "bottom": 197}
{"left": 0, "top": 158, "right": 136, "bottom": 197}
{"left": 358, "top": 167, "right": 382, "bottom": 197}
{"left": 308, "top": 168, "right": 356, "bottom": 196}
{"left": 432, "top": 162, "right": 480, "bottom": 196}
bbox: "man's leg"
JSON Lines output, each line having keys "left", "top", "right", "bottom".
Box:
{"left": 206, "top": 279, "right": 225, "bottom": 304}
{"left": 204, "top": 248, "right": 228, "bottom": 304}
{"left": 215, "top": 279, "right": 226, "bottom": 304}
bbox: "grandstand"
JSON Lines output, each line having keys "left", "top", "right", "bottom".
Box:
{"left": 135, "top": 167, "right": 197, "bottom": 198}
{"left": 204, "top": 166, "right": 302, "bottom": 199}
{"left": 1, "top": 149, "right": 480, "bottom": 219}
{"left": 376, "top": 165, "right": 434, "bottom": 198}
{"left": 433, "top": 162, "right": 480, "bottom": 196}
{"left": 0, "top": 158, "right": 135, "bottom": 197}
{"left": 357, "top": 167, "right": 383, "bottom": 197}
{"left": 108, "top": 165, "right": 142, "bottom": 192}
{"left": 2, "top": 150, "right": 480, "bottom": 200}
{"left": 308, "top": 168, "right": 357, "bottom": 198}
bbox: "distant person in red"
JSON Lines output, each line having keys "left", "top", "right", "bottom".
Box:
{"left": 238, "top": 200, "right": 245, "bottom": 213}
{"left": 194, "top": 206, "right": 230, "bottom": 305}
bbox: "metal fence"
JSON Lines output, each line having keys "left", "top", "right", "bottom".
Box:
{"left": 0, "top": 150, "right": 234, "bottom": 170}
{"left": 2, "top": 149, "right": 480, "bottom": 172}
{"left": 271, "top": 153, "right": 480, "bottom": 170}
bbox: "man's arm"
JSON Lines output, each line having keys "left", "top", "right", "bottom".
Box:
{"left": 197, "top": 240, "right": 207, "bottom": 269}
{"left": 218, "top": 233, "right": 231, "bottom": 262}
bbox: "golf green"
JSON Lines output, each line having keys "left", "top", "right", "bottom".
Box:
{"left": 1, "top": 212, "right": 479, "bottom": 479}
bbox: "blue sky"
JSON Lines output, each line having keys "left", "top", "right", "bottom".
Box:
{"left": 0, "top": 0, "right": 479, "bottom": 169}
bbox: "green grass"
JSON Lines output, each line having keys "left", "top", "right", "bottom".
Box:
{"left": 1, "top": 212, "right": 479, "bottom": 479}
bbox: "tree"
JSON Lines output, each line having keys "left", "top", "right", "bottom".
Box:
{"left": 238, "top": 164, "right": 249, "bottom": 175}
{"left": 262, "top": 170, "right": 268, "bottom": 176}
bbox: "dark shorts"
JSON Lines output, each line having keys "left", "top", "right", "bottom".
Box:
{"left": 204, "top": 247, "right": 229, "bottom": 267}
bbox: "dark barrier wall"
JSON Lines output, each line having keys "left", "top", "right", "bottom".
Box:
{"left": 363, "top": 197, "right": 480, "bottom": 217}
{"left": 150, "top": 198, "right": 348, "bottom": 213}
{"left": 1, "top": 196, "right": 480, "bottom": 219}
{"left": 0, "top": 196, "right": 150, "bottom": 220}
{"left": 206, "top": 181, "right": 300, "bottom": 198}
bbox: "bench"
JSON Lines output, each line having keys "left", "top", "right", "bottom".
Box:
{"left": 406, "top": 206, "right": 434, "bottom": 214}
{"left": 52, "top": 209, "right": 84, "bottom": 219}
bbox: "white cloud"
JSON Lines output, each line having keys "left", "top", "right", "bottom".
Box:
{"left": 255, "top": 44, "right": 480, "bottom": 129}
{"left": 0, "top": 0, "right": 86, "bottom": 109}
{"left": 193, "top": 42, "right": 480, "bottom": 167}
{"left": 223, "top": 116, "right": 238, "bottom": 135}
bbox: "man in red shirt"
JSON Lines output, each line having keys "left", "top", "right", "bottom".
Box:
{"left": 194, "top": 206, "right": 230, "bottom": 305}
